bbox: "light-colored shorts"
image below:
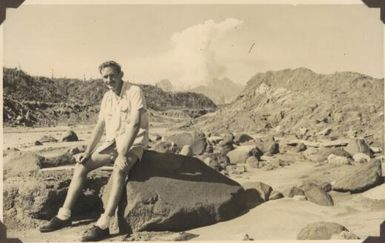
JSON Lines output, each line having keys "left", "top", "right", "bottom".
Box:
{"left": 94, "top": 140, "right": 144, "bottom": 173}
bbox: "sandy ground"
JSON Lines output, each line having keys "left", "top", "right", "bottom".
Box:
{"left": 3, "top": 123, "right": 385, "bottom": 241}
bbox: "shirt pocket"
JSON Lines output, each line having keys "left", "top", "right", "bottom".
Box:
{"left": 119, "top": 103, "right": 130, "bottom": 123}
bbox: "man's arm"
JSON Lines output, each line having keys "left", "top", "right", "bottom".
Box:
{"left": 79, "top": 119, "right": 105, "bottom": 163}
{"left": 116, "top": 108, "right": 142, "bottom": 156}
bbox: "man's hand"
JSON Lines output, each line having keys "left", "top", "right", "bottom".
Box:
{"left": 78, "top": 152, "right": 91, "bottom": 164}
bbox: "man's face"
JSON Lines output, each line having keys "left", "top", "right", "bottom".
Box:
{"left": 101, "top": 66, "right": 123, "bottom": 94}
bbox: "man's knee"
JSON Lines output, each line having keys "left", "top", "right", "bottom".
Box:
{"left": 113, "top": 156, "right": 137, "bottom": 176}
{"left": 74, "top": 162, "right": 91, "bottom": 176}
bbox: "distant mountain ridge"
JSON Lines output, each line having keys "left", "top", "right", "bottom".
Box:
{"left": 3, "top": 68, "right": 217, "bottom": 126}
{"left": 190, "top": 77, "right": 244, "bottom": 105}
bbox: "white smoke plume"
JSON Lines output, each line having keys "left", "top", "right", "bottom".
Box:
{"left": 170, "top": 18, "right": 243, "bottom": 89}
{"left": 126, "top": 18, "right": 243, "bottom": 90}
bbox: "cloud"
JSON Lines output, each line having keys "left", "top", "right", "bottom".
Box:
{"left": 127, "top": 18, "right": 243, "bottom": 89}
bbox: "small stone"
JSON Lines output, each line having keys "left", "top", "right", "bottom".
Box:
{"left": 269, "top": 190, "right": 284, "bottom": 200}
{"left": 327, "top": 154, "right": 351, "bottom": 165}
{"left": 34, "top": 140, "right": 43, "bottom": 146}
{"left": 353, "top": 153, "right": 371, "bottom": 164}
{"left": 296, "top": 143, "right": 307, "bottom": 152}
{"left": 318, "top": 127, "right": 332, "bottom": 136}
{"left": 292, "top": 195, "right": 307, "bottom": 201}
{"left": 246, "top": 156, "right": 260, "bottom": 168}
{"left": 179, "top": 145, "right": 193, "bottom": 156}
{"left": 61, "top": 130, "right": 79, "bottom": 142}
{"left": 242, "top": 234, "right": 254, "bottom": 241}
{"left": 331, "top": 231, "right": 360, "bottom": 240}
{"left": 288, "top": 186, "right": 305, "bottom": 198}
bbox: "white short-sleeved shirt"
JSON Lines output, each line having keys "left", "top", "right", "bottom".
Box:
{"left": 98, "top": 81, "right": 149, "bottom": 159}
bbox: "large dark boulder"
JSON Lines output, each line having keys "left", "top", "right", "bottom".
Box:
{"left": 102, "top": 150, "right": 248, "bottom": 233}
{"left": 333, "top": 160, "right": 383, "bottom": 193}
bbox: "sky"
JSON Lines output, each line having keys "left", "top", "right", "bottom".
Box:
{"left": 3, "top": 4, "right": 384, "bottom": 89}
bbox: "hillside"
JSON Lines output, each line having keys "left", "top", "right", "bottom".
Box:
{"left": 190, "top": 77, "right": 244, "bottom": 104}
{"left": 195, "top": 68, "right": 384, "bottom": 146}
{"left": 3, "top": 68, "right": 217, "bottom": 126}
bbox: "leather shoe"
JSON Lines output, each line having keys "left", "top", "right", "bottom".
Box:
{"left": 81, "top": 225, "right": 110, "bottom": 241}
{"left": 39, "top": 217, "right": 72, "bottom": 233}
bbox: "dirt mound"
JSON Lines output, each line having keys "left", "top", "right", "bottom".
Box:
{"left": 194, "top": 68, "right": 384, "bottom": 147}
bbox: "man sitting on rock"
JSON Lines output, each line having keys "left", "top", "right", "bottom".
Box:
{"left": 39, "top": 61, "right": 149, "bottom": 241}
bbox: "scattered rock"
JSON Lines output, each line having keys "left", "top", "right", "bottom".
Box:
{"left": 330, "top": 231, "right": 360, "bottom": 240}
{"left": 102, "top": 150, "right": 248, "bottom": 233}
{"left": 149, "top": 134, "right": 162, "bottom": 142}
{"left": 226, "top": 165, "right": 247, "bottom": 175}
{"left": 292, "top": 195, "right": 307, "bottom": 201}
{"left": 263, "top": 158, "right": 291, "bottom": 170}
{"left": 220, "top": 133, "right": 234, "bottom": 146}
{"left": 327, "top": 154, "right": 351, "bottom": 165}
{"left": 166, "top": 131, "right": 207, "bottom": 155}
{"left": 4, "top": 151, "right": 43, "bottom": 177}
{"left": 227, "top": 145, "right": 262, "bottom": 164}
{"left": 151, "top": 141, "right": 178, "bottom": 154}
{"left": 318, "top": 127, "right": 332, "bottom": 136}
{"left": 38, "top": 135, "right": 58, "bottom": 144}
{"left": 179, "top": 145, "right": 193, "bottom": 156}
{"left": 34, "top": 140, "right": 43, "bottom": 146}
{"left": 333, "top": 160, "right": 383, "bottom": 193}
{"left": 303, "top": 179, "right": 332, "bottom": 192}
{"left": 250, "top": 182, "right": 273, "bottom": 201}
{"left": 205, "top": 143, "right": 214, "bottom": 153}
{"left": 234, "top": 133, "right": 254, "bottom": 144}
{"left": 246, "top": 156, "right": 260, "bottom": 168}
{"left": 288, "top": 186, "right": 305, "bottom": 198}
{"left": 67, "top": 145, "right": 86, "bottom": 155}
{"left": 61, "top": 130, "right": 79, "bottom": 142}
{"left": 266, "top": 142, "right": 279, "bottom": 156}
{"left": 344, "top": 138, "right": 373, "bottom": 158}
{"left": 242, "top": 234, "right": 254, "bottom": 241}
{"left": 297, "top": 221, "right": 356, "bottom": 240}
{"left": 296, "top": 143, "right": 307, "bottom": 152}
{"left": 352, "top": 153, "right": 371, "bottom": 164}
{"left": 304, "top": 147, "right": 350, "bottom": 163}
{"left": 370, "top": 146, "right": 382, "bottom": 154}
{"left": 255, "top": 136, "right": 279, "bottom": 155}
{"left": 302, "top": 182, "right": 334, "bottom": 206}
{"left": 269, "top": 190, "right": 284, "bottom": 200}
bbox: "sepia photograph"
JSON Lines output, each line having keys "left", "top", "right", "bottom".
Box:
{"left": 1, "top": 0, "right": 384, "bottom": 242}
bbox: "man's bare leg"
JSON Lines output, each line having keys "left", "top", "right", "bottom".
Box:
{"left": 94, "top": 154, "right": 138, "bottom": 228}
{"left": 61, "top": 152, "right": 115, "bottom": 212}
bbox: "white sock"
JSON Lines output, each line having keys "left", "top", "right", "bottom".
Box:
{"left": 95, "top": 214, "right": 111, "bottom": 230}
{"left": 57, "top": 207, "right": 71, "bottom": 220}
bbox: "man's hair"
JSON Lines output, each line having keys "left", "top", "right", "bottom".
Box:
{"left": 98, "top": 60, "right": 122, "bottom": 74}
